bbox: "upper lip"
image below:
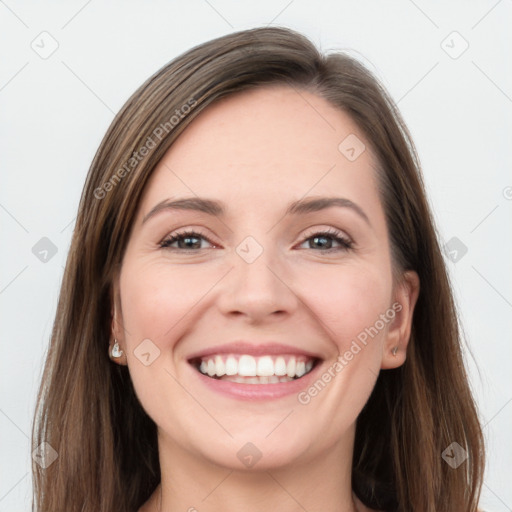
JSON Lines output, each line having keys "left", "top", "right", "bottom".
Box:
{"left": 187, "top": 341, "right": 323, "bottom": 361}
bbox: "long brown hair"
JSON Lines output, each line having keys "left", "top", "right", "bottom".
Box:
{"left": 32, "top": 26, "right": 484, "bottom": 512}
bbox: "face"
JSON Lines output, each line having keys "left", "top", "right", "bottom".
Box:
{"left": 113, "top": 85, "right": 419, "bottom": 471}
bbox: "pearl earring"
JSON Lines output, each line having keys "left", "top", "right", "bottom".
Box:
{"left": 111, "top": 339, "right": 124, "bottom": 358}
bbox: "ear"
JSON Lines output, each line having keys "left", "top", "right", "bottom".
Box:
{"left": 381, "top": 270, "right": 420, "bottom": 369}
{"left": 109, "top": 276, "right": 128, "bottom": 366}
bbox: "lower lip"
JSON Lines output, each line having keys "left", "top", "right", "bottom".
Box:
{"left": 191, "top": 363, "right": 322, "bottom": 401}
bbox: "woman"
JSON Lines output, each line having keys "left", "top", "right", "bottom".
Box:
{"left": 31, "top": 27, "right": 485, "bottom": 511}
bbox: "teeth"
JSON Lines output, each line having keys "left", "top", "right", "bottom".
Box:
{"left": 238, "top": 355, "right": 257, "bottom": 376}
{"left": 195, "top": 354, "right": 316, "bottom": 380}
{"left": 215, "top": 355, "right": 226, "bottom": 376}
{"left": 219, "top": 375, "right": 295, "bottom": 384}
{"left": 225, "top": 356, "right": 237, "bottom": 376}
{"left": 275, "top": 357, "right": 287, "bottom": 376}
{"left": 286, "top": 358, "right": 296, "bottom": 378}
{"left": 257, "top": 356, "right": 274, "bottom": 376}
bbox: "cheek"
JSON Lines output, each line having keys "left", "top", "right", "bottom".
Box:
{"left": 300, "top": 264, "right": 392, "bottom": 353}
{"left": 118, "top": 262, "right": 211, "bottom": 429}
{"left": 119, "top": 261, "right": 211, "bottom": 342}
{"left": 293, "top": 266, "right": 392, "bottom": 427}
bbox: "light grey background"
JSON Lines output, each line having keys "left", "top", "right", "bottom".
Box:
{"left": 1, "top": 1, "right": 511, "bottom": 510}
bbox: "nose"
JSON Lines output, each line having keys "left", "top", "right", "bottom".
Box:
{"left": 216, "top": 243, "right": 299, "bottom": 323}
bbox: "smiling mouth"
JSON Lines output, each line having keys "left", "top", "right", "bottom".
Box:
{"left": 190, "top": 354, "right": 319, "bottom": 384}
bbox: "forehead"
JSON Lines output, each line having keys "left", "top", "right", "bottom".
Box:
{"left": 140, "top": 85, "right": 380, "bottom": 215}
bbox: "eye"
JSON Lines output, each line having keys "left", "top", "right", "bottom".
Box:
{"left": 297, "top": 228, "right": 353, "bottom": 252}
{"left": 160, "top": 230, "right": 216, "bottom": 250}
{"left": 159, "top": 228, "right": 353, "bottom": 252}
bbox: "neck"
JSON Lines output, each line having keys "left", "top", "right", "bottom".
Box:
{"left": 143, "top": 429, "right": 362, "bottom": 512}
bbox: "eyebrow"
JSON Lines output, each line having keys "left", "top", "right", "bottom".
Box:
{"left": 142, "top": 196, "right": 371, "bottom": 226}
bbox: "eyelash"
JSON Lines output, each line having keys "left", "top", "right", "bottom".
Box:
{"left": 159, "top": 228, "right": 353, "bottom": 253}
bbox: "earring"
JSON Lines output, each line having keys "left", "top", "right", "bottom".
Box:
{"left": 111, "top": 339, "right": 124, "bottom": 358}
{"left": 391, "top": 346, "right": 398, "bottom": 356}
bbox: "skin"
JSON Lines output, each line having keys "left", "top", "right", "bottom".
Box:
{"left": 110, "top": 85, "right": 419, "bottom": 512}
